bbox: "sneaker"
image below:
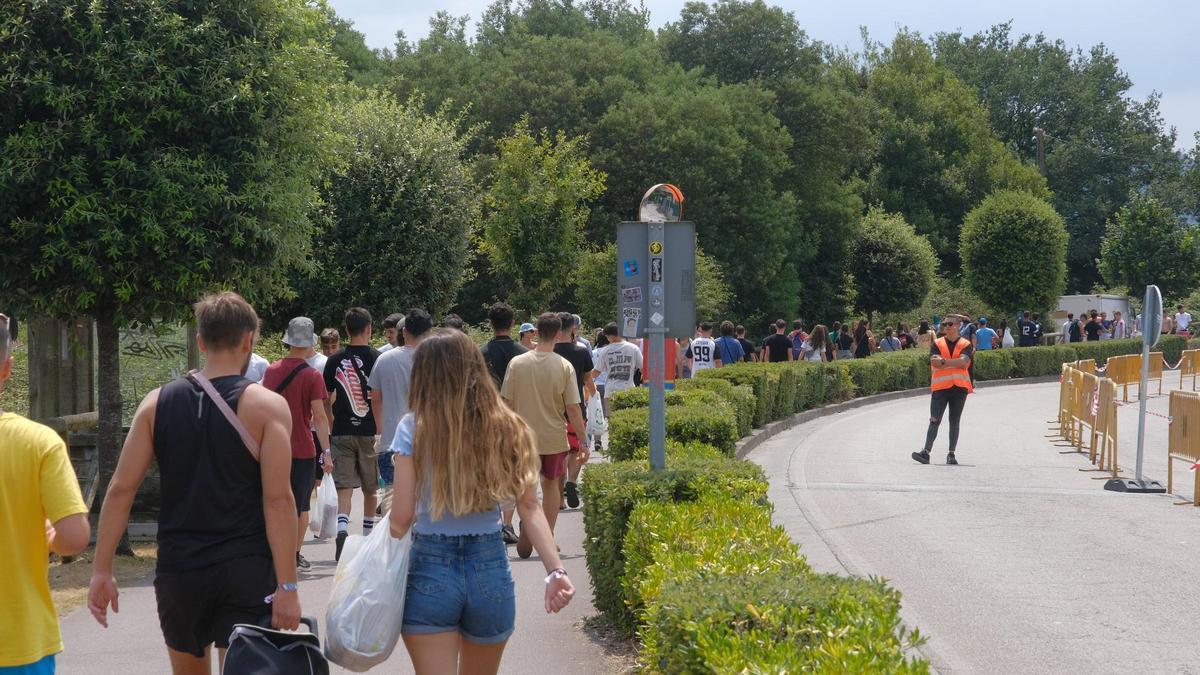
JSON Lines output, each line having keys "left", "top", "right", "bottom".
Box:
{"left": 516, "top": 526, "right": 533, "bottom": 560}
{"left": 335, "top": 531, "right": 348, "bottom": 562}
{"left": 501, "top": 524, "right": 518, "bottom": 545}
{"left": 911, "top": 450, "right": 930, "bottom": 465}
{"left": 296, "top": 553, "right": 311, "bottom": 571}
{"left": 946, "top": 452, "right": 959, "bottom": 466}
{"left": 565, "top": 481, "right": 580, "bottom": 509}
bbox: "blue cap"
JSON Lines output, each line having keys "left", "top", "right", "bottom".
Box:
{"left": 978, "top": 317, "right": 987, "bottom": 324}
{"left": 518, "top": 323, "right": 535, "bottom": 335}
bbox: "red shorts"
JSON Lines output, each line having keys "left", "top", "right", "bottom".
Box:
{"left": 540, "top": 451, "right": 569, "bottom": 480}
{"left": 566, "top": 422, "right": 581, "bottom": 451}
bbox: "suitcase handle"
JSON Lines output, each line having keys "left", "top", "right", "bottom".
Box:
{"left": 256, "top": 614, "right": 319, "bottom": 640}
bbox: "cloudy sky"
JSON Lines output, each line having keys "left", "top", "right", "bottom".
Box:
{"left": 328, "top": 0, "right": 1198, "bottom": 150}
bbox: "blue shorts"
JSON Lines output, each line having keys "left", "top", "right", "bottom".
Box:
{"left": 0, "top": 655, "right": 54, "bottom": 674}
{"left": 402, "top": 532, "right": 515, "bottom": 644}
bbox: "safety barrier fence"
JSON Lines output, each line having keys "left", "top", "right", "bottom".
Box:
{"left": 1178, "top": 349, "right": 1200, "bottom": 391}
{"left": 1168, "top": 390, "right": 1200, "bottom": 506}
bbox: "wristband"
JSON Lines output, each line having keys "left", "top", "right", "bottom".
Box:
{"left": 545, "top": 568, "right": 568, "bottom": 583}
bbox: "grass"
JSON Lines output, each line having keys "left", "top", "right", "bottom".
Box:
{"left": 49, "top": 543, "right": 158, "bottom": 618}
{"left": 0, "top": 325, "right": 29, "bottom": 417}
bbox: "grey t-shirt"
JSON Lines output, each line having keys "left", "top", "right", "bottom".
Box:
{"left": 366, "top": 345, "right": 416, "bottom": 451}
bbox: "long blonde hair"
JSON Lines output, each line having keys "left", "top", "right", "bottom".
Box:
{"left": 409, "top": 329, "right": 539, "bottom": 520}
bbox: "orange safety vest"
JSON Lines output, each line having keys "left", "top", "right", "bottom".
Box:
{"left": 930, "top": 336, "right": 974, "bottom": 393}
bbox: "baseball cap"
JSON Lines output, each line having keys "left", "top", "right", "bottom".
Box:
{"left": 518, "top": 322, "right": 535, "bottom": 335}
{"left": 282, "top": 316, "right": 317, "bottom": 348}
{"left": 978, "top": 317, "right": 988, "bottom": 325}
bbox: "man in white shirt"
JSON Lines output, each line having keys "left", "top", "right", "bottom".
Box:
{"left": 378, "top": 313, "right": 403, "bottom": 353}
{"left": 591, "top": 323, "right": 643, "bottom": 419}
{"left": 686, "top": 322, "right": 720, "bottom": 376}
{"left": 1176, "top": 305, "right": 1192, "bottom": 336}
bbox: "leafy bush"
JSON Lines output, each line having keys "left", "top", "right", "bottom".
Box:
{"left": 579, "top": 457, "right": 769, "bottom": 634}
{"left": 791, "top": 363, "right": 827, "bottom": 411}
{"left": 607, "top": 402, "right": 739, "bottom": 460}
{"left": 972, "top": 349, "right": 1016, "bottom": 380}
{"left": 822, "top": 362, "right": 856, "bottom": 402}
{"left": 621, "top": 440, "right": 726, "bottom": 462}
{"left": 772, "top": 364, "right": 798, "bottom": 420}
{"left": 676, "top": 379, "right": 756, "bottom": 436}
{"left": 1157, "top": 334, "right": 1186, "bottom": 365}
{"left": 697, "top": 364, "right": 774, "bottom": 427}
{"left": 839, "top": 358, "right": 890, "bottom": 396}
{"left": 643, "top": 572, "right": 928, "bottom": 674}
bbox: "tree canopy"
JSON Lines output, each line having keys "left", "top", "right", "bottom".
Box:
{"left": 851, "top": 209, "right": 938, "bottom": 321}
{"left": 1100, "top": 194, "right": 1199, "bottom": 302}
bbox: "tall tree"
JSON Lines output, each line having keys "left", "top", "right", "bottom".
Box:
{"left": 960, "top": 191, "right": 1068, "bottom": 315}
{"left": 271, "top": 89, "right": 480, "bottom": 328}
{"left": 482, "top": 120, "right": 606, "bottom": 314}
{"left": 0, "top": 0, "right": 338, "bottom": 531}
{"left": 851, "top": 209, "right": 938, "bottom": 322}
{"left": 933, "top": 23, "right": 1179, "bottom": 290}
{"left": 863, "top": 31, "right": 1048, "bottom": 267}
{"left": 1100, "top": 194, "right": 1200, "bottom": 302}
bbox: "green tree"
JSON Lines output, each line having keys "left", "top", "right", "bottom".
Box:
{"left": 271, "top": 89, "right": 480, "bottom": 328}
{"left": 573, "top": 243, "right": 732, "bottom": 327}
{"left": 0, "top": 0, "right": 337, "bottom": 533}
{"left": 864, "top": 31, "right": 1048, "bottom": 267}
{"left": 1100, "top": 194, "right": 1200, "bottom": 302}
{"left": 482, "top": 120, "right": 606, "bottom": 314}
{"left": 851, "top": 209, "right": 938, "bottom": 322}
{"left": 960, "top": 191, "right": 1069, "bottom": 315}
{"left": 933, "top": 23, "right": 1180, "bottom": 291}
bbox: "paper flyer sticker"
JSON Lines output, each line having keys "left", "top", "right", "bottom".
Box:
{"left": 621, "top": 285, "right": 644, "bottom": 304}
{"left": 623, "top": 259, "right": 639, "bottom": 277}
{"left": 622, "top": 307, "right": 641, "bottom": 337}
{"left": 650, "top": 257, "right": 663, "bottom": 282}
{"left": 649, "top": 241, "right": 663, "bottom": 255}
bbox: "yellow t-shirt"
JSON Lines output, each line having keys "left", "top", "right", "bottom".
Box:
{"left": 0, "top": 412, "right": 88, "bottom": 667}
{"left": 500, "top": 350, "right": 580, "bottom": 455}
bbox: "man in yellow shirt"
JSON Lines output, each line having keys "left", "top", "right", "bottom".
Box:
{"left": 0, "top": 314, "right": 91, "bottom": 673}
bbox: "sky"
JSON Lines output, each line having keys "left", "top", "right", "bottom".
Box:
{"left": 328, "top": 0, "right": 1199, "bottom": 151}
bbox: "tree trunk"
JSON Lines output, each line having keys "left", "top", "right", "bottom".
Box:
{"left": 94, "top": 314, "right": 134, "bottom": 556}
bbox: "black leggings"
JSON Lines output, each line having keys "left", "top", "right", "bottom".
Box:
{"left": 924, "top": 389, "right": 968, "bottom": 453}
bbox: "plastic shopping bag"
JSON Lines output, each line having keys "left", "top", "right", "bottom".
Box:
{"left": 313, "top": 476, "right": 338, "bottom": 540}
{"left": 586, "top": 392, "right": 607, "bottom": 438}
{"left": 324, "top": 519, "right": 412, "bottom": 672}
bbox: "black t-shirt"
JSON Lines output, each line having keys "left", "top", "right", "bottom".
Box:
{"left": 553, "top": 342, "right": 594, "bottom": 407}
{"left": 1083, "top": 320, "right": 1102, "bottom": 341}
{"left": 736, "top": 337, "right": 757, "bottom": 362}
{"left": 762, "top": 333, "right": 791, "bottom": 362}
{"left": 1017, "top": 319, "right": 1040, "bottom": 347}
{"left": 854, "top": 333, "right": 872, "bottom": 358}
{"left": 838, "top": 332, "right": 854, "bottom": 351}
{"left": 323, "top": 345, "right": 380, "bottom": 436}
{"left": 481, "top": 336, "right": 528, "bottom": 387}
{"left": 931, "top": 337, "right": 975, "bottom": 391}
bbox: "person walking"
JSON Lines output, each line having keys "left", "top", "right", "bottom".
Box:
{"left": 1175, "top": 304, "right": 1192, "bottom": 337}
{"left": 735, "top": 325, "right": 758, "bottom": 362}
{"left": 480, "top": 303, "right": 529, "bottom": 545}
{"left": 553, "top": 313, "right": 594, "bottom": 510}
{"left": 369, "top": 309, "right": 433, "bottom": 517}
{"left": 714, "top": 321, "right": 745, "bottom": 367}
{"left": 687, "top": 322, "right": 720, "bottom": 373}
{"left": 1, "top": 314, "right": 91, "bottom": 674}
{"left": 261, "top": 317, "right": 332, "bottom": 571}
{"left": 800, "top": 324, "right": 830, "bottom": 362}
{"left": 1017, "top": 311, "right": 1039, "bottom": 347}
{"left": 518, "top": 322, "right": 537, "bottom": 350}
{"left": 319, "top": 328, "right": 340, "bottom": 357}
{"left": 502, "top": 314, "right": 587, "bottom": 558}
{"left": 837, "top": 323, "right": 857, "bottom": 358}
{"left": 1113, "top": 311, "right": 1127, "bottom": 340}
{"left": 973, "top": 317, "right": 997, "bottom": 351}
{"left": 323, "top": 307, "right": 382, "bottom": 561}
{"left": 997, "top": 319, "right": 1014, "bottom": 348}
{"left": 89, "top": 293, "right": 301, "bottom": 674}
{"left": 878, "top": 327, "right": 901, "bottom": 352}
{"left": 1083, "top": 310, "right": 1102, "bottom": 342}
{"left": 912, "top": 314, "right": 974, "bottom": 466}
{"left": 592, "top": 322, "right": 643, "bottom": 419}
{"left": 788, "top": 320, "right": 808, "bottom": 361}
{"left": 762, "top": 319, "right": 793, "bottom": 363}
{"left": 388, "top": 330, "right": 574, "bottom": 674}
{"left": 915, "top": 321, "right": 934, "bottom": 350}
{"left": 853, "top": 320, "right": 874, "bottom": 358}
{"left": 379, "top": 313, "right": 404, "bottom": 353}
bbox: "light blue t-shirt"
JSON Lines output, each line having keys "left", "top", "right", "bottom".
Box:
{"left": 390, "top": 414, "right": 502, "bottom": 536}
{"left": 974, "top": 327, "right": 997, "bottom": 350}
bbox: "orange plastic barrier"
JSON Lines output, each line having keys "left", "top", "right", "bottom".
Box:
{"left": 1167, "top": 390, "right": 1200, "bottom": 506}
{"left": 1179, "top": 349, "right": 1200, "bottom": 391}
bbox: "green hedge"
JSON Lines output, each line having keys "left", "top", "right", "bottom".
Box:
{"left": 607, "top": 403, "right": 739, "bottom": 460}
{"left": 579, "top": 457, "right": 769, "bottom": 634}
{"left": 677, "top": 379, "right": 756, "bottom": 436}
{"left": 696, "top": 366, "right": 773, "bottom": 427}
{"left": 973, "top": 349, "right": 1015, "bottom": 380}
{"left": 644, "top": 572, "right": 927, "bottom": 673}
{"left": 620, "top": 439, "right": 725, "bottom": 462}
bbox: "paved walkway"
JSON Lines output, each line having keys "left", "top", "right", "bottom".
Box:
{"left": 749, "top": 381, "right": 1200, "bottom": 674}
{"left": 59, "top": 479, "right": 622, "bottom": 673}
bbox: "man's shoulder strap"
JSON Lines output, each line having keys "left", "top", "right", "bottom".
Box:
{"left": 273, "top": 361, "right": 311, "bottom": 395}
{"left": 187, "top": 371, "right": 261, "bottom": 461}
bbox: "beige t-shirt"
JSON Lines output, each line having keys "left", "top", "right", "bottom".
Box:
{"left": 501, "top": 350, "right": 580, "bottom": 455}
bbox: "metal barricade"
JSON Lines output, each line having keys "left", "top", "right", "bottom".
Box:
{"left": 1167, "top": 390, "right": 1200, "bottom": 506}
{"left": 1179, "top": 349, "right": 1200, "bottom": 391}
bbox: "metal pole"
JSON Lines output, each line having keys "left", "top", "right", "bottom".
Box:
{"left": 1135, "top": 332, "right": 1150, "bottom": 485}
{"left": 1033, "top": 127, "right": 1046, "bottom": 176}
{"left": 648, "top": 330, "right": 666, "bottom": 471}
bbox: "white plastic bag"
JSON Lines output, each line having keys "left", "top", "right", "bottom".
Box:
{"left": 314, "top": 475, "right": 338, "bottom": 540}
{"left": 586, "top": 392, "right": 607, "bottom": 438}
{"left": 324, "top": 520, "right": 412, "bottom": 672}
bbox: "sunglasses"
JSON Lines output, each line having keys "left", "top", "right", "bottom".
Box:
{"left": 940, "top": 321, "right": 957, "bottom": 328}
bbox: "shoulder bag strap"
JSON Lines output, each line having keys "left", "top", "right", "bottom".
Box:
{"left": 189, "top": 370, "right": 261, "bottom": 461}
{"left": 273, "top": 361, "right": 311, "bottom": 395}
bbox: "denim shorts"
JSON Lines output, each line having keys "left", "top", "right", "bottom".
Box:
{"left": 402, "top": 532, "right": 516, "bottom": 644}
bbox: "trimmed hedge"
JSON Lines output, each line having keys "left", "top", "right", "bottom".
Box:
{"left": 696, "top": 366, "right": 773, "bottom": 427}
{"left": 578, "top": 457, "right": 769, "bottom": 634}
{"left": 676, "top": 378, "right": 756, "bottom": 436}
{"left": 973, "top": 349, "right": 1016, "bottom": 380}
{"left": 607, "top": 403, "right": 739, "bottom": 460}
{"left": 621, "top": 439, "right": 725, "bottom": 462}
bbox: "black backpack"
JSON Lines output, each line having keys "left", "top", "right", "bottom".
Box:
{"left": 223, "top": 616, "right": 327, "bottom": 675}
{"left": 1068, "top": 320, "right": 1081, "bottom": 342}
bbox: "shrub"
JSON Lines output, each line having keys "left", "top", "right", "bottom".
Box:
{"left": 1070, "top": 337, "right": 1145, "bottom": 367}
{"left": 1157, "top": 334, "right": 1186, "bottom": 365}
{"left": 973, "top": 349, "right": 1015, "bottom": 380}
{"left": 771, "top": 364, "right": 797, "bottom": 420}
{"left": 791, "top": 362, "right": 827, "bottom": 411}
{"left": 839, "top": 359, "right": 890, "bottom": 396}
{"left": 697, "top": 364, "right": 774, "bottom": 427}
{"left": 579, "top": 457, "right": 769, "bottom": 634}
{"left": 675, "top": 378, "right": 756, "bottom": 436}
{"left": 607, "top": 403, "right": 739, "bottom": 460}
{"left": 622, "top": 440, "right": 725, "bottom": 462}
{"left": 608, "top": 386, "right": 723, "bottom": 413}
{"left": 642, "top": 572, "right": 928, "bottom": 673}
{"left": 822, "top": 362, "right": 856, "bottom": 403}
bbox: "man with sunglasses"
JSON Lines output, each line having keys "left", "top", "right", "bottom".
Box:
{"left": 913, "top": 315, "right": 973, "bottom": 466}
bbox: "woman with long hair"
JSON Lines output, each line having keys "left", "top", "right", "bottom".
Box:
{"left": 853, "top": 319, "right": 874, "bottom": 358}
{"left": 916, "top": 320, "right": 933, "bottom": 349}
{"left": 389, "top": 330, "right": 574, "bottom": 674}
{"left": 801, "top": 324, "right": 830, "bottom": 362}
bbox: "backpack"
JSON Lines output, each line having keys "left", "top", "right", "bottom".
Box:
{"left": 790, "top": 331, "right": 804, "bottom": 356}
{"left": 1068, "top": 320, "right": 1081, "bottom": 342}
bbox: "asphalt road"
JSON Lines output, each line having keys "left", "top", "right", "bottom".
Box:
{"left": 750, "top": 380, "right": 1200, "bottom": 674}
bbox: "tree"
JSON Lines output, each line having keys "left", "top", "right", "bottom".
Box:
{"left": 864, "top": 31, "right": 1048, "bottom": 267}
{"left": 573, "top": 243, "right": 732, "bottom": 328}
{"left": 271, "top": 89, "right": 480, "bottom": 328}
{"left": 0, "top": 0, "right": 338, "bottom": 541}
{"left": 1100, "top": 194, "right": 1200, "bottom": 302}
{"left": 960, "top": 191, "right": 1068, "bottom": 315}
{"left": 851, "top": 209, "right": 938, "bottom": 322}
{"left": 934, "top": 23, "right": 1180, "bottom": 291}
{"left": 482, "top": 120, "right": 606, "bottom": 314}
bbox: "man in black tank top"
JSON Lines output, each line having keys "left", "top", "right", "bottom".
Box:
{"left": 88, "top": 293, "right": 301, "bottom": 673}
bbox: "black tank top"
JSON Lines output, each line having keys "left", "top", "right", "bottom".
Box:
{"left": 153, "top": 374, "right": 269, "bottom": 573}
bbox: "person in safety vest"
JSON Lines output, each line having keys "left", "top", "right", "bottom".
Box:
{"left": 912, "top": 314, "right": 974, "bottom": 466}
